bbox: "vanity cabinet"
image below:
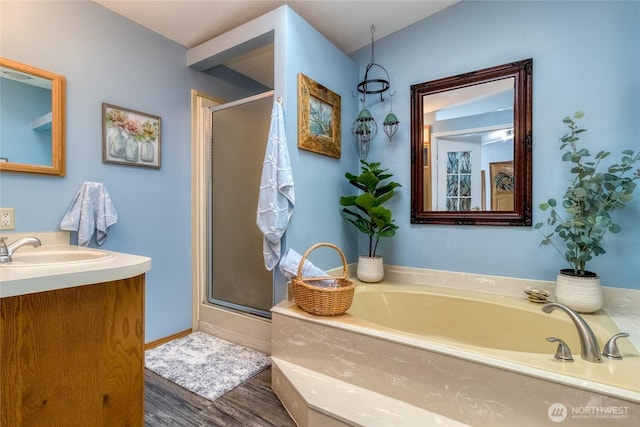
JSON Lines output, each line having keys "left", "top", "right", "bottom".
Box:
{"left": 1, "top": 274, "right": 145, "bottom": 426}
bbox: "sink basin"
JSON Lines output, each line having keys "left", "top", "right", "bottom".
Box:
{"left": 3, "top": 250, "right": 112, "bottom": 266}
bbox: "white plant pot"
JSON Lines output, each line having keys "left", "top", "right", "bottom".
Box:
{"left": 357, "top": 256, "right": 384, "bottom": 283}
{"left": 555, "top": 269, "right": 603, "bottom": 313}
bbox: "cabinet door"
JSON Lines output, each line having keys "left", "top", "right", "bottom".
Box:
{"left": 1, "top": 275, "right": 145, "bottom": 426}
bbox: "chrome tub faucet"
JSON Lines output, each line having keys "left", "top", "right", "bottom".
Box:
{"left": 542, "top": 302, "right": 602, "bottom": 363}
{"left": 0, "top": 236, "right": 42, "bottom": 263}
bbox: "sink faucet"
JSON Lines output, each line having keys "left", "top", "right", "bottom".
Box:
{"left": 0, "top": 236, "right": 42, "bottom": 263}
{"left": 542, "top": 302, "right": 602, "bottom": 363}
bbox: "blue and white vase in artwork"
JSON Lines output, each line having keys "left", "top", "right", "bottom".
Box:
{"left": 108, "top": 127, "right": 126, "bottom": 159}
{"left": 125, "top": 134, "right": 139, "bottom": 162}
{"left": 140, "top": 140, "right": 154, "bottom": 162}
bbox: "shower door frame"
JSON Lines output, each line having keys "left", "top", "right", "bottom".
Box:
{"left": 190, "top": 90, "right": 273, "bottom": 354}
{"left": 207, "top": 91, "right": 275, "bottom": 318}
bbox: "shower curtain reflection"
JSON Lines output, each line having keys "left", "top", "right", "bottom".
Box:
{"left": 209, "top": 94, "right": 273, "bottom": 317}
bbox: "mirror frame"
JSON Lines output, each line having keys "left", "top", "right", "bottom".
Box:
{"left": 410, "top": 58, "right": 532, "bottom": 226}
{"left": 0, "top": 58, "right": 66, "bottom": 176}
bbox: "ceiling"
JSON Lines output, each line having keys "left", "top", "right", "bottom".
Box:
{"left": 93, "top": 1, "right": 458, "bottom": 54}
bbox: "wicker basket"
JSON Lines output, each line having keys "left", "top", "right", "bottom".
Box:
{"left": 291, "top": 243, "right": 355, "bottom": 316}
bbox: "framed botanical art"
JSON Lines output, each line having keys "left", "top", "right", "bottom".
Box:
{"left": 102, "top": 103, "right": 161, "bottom": 169}
{"left": 297, "top": 73, "right": 341, "bottom": 158}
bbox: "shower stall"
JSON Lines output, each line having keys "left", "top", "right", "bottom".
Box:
{"left": 208, "top": 92, "right": 274, "bottom": 318}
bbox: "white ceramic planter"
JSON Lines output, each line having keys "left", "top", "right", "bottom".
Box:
{"left": 357, "top": 256, "right": 384, "bottom": 283}
{"left": 555, "top": 269, "right": 603, "bottom": 313}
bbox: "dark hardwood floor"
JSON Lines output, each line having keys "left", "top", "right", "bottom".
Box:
{"left": 145, "top": 367, "right": 296, "bottom": 426}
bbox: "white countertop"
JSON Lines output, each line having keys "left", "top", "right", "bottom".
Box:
{"left": 0, "top": 243, "right": 151, "bottom": 298}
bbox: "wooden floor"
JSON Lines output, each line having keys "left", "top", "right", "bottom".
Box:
{"left": 144, "top": 367, "right": 296, "bottom": 426}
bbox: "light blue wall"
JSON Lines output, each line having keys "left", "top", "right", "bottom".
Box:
{"left": 0, "top": 1, "right": 245, "bottom": 342}
{"left": 350, "top": 0, "right": 640, "bottom": 289}
{"left": 279, "top": 8, "right": 359, "bottom": 271}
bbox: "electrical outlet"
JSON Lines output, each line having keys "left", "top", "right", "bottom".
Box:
{"left": 0, "top": 208, "right": 15, "bottom": 230}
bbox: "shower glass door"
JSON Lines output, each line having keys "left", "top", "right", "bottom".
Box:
{"left": 209, "top": 94, "right": 273, "bottom": 317}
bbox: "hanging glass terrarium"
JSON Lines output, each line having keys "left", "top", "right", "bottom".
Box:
{"left": 383, "top": 111, "right": 399, "bottom": 148}
{"left": 352, "top": 107, "right": 378, "bottom": 160}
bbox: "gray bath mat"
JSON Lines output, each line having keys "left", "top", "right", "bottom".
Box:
{"left": 145, "top": 331, "right": 271, "bottom": 401}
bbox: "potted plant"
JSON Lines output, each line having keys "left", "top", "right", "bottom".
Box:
{"left": 340, "top": 160, "right": 401, "bottom": 282}
{"left": 535, "top": 112, "right": 639, "bottom": 312}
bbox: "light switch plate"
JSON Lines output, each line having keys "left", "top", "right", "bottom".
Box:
{"left": 0, "top": 208, "right": 15, "bottom": 230}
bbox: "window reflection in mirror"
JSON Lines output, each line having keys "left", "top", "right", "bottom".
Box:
{"left": 0, "top": 58, "right": 65, "bottom": 176}
{"left": 411, "top": 59, "right": 532, "bottom": 226}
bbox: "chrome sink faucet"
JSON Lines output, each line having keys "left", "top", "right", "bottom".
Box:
{"left": 0, "top": 236, "right": 42, "bottom": 263}
{"left": 542, "top": 302, "right": 602, "bottom": 363}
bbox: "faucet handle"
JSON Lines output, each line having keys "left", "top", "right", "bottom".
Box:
{"left": 0, "top": 237, "right": 7, "bottom": 254}
{"left": 546, "top": 337, "right": 574, "bottom": 362}
{"left": 602, "top": 333, "right": 630, "bottom": 360}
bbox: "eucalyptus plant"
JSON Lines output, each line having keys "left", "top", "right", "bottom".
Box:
{"left": 535, "top": 112, "right": 640, "bottom": 275}
{"left": 340, "top": 160, "right": 401, "bottom": 258}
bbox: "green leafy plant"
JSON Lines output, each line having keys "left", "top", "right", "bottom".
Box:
{"left": 340, "top": 160, "right": 402, "bottom": 258}
{"left": 535, "top": 112, "right": 640, "bottom": 275}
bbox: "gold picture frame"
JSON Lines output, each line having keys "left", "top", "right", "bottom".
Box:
{"left": 297, "top": 73, "right": 341, "bottom": 158}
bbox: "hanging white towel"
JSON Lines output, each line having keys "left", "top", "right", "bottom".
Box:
{"left": 256, "top": 100, "right": 295, "bottom": 270}
{"left": 60, "top": 182, "right": 118, "bottom": 246}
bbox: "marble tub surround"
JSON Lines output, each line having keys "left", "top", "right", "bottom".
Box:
{"left": 273, "top": 275, "right": 639, "bottom": 426}
{"left": 0, "top": 231, "right": 151, "bottom": 297}
{"left": 271, "top": 358, "right": 467, "bottom": 427}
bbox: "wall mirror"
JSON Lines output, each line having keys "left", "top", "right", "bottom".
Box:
{"left": 0, "top": 58, "right": 66, "bottom": 176}
{"left": 410, "top": 59, "right": 532, "bottom": 225}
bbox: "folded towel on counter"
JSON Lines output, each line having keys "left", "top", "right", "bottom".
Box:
{"left": 256, "top": 100, "right": 295, "bottom": 271}
{"left": 279, "top": 248, "right": 338, "bottom": 288}
{"left": 60, "top": 182, "right": 117, "bottom": 246}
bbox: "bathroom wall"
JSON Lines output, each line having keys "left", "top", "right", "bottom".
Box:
{"left": 0, "top": 1, "right": 255, "bottom": 342}
{"left": 278, "top": 8, "right": 359, "bottom": 273}
{"left": 349, "top": 0, "right": 640, "bottom": 289}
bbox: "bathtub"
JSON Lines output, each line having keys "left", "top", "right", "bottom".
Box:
{"left": 348, "top": 284, "right": 638, "bottom": 361}
{"left": 271, "top": 280, "right": 640, "bottom": 426}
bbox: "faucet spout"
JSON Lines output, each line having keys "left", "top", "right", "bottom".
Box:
{"left": 542, "top": 302, "right": 602, "bottom": 363}
{"left": 0, "top": 237, "right": 42, "bottom": 263}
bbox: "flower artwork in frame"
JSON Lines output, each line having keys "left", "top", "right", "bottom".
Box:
{"left": 297, "top": 73, "right": 341, "bottom": 158}
{"left": 102, "top": 103, "right": 161, "bottom": 169}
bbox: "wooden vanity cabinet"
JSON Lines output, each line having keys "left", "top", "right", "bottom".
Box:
{"left": 1, "top": 275, "right": 145, "bottom": 426}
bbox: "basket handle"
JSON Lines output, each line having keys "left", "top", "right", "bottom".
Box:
{"left": 296, "top": 243, "right": 348, "bottom": 280}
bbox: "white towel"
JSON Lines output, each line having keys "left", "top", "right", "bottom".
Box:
{"left": 256, "top": 100, "right": 295, "bottom": 270}
{"left": 279, "top": 248, "right": 337, "bottom": 288}
{"left": 60, "top": 182, "right": 117, "bottom": 246}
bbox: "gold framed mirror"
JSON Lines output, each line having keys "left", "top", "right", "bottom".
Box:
{"left": 0, "top": 58, "right": 66, "bottom": 176}
{"left": 410, "top": 59, "right": 532, "bottom": 225}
